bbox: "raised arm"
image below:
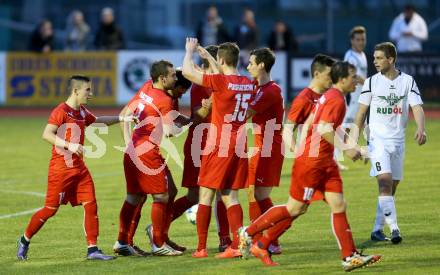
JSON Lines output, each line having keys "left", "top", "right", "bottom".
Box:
{"left": 411, "top": 104, "right": 427, "bottom": 145}
{"left": 183, "top": 37, "right": 204, "bottom": 85}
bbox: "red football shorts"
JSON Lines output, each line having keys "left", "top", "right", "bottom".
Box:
{"left": 45, "top": 160, "right": 96, "bottom": 207}
{"left": 248, "top": 144, "right": 284, "bottom": 188}
{"left": 289, "top": 159, "right": 343, "bottom": 203}
{"left": 198, "top": 146, "right": 248, "bottom": 190}
{"left": 124, "top": 149, "right": 169, "bottom": 195}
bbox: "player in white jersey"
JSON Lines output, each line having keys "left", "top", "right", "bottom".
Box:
{"left": 354, "top": 42, "right": 426, "bottom": 244}
{"left": 344, "top": 26, "right": 368, "bottom": 125}
{"left": 336, "top": 26, "right": 369, "bottom": 170}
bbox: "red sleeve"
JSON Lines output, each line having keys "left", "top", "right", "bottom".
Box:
{"left": 249, "top": 87, "right": 279, "bottom": 114}
{"left": 287, "top": 96, "right": 310, "bottom": 124}
{"left": 47, "top": 106, "right": 65, "bottom": 127}
{"left": 82, "top": 106, "right": 97, "bottom": 126}
{"left": 202, "top": 74, "right": 225, "bottom": 92}
{"left": 319, "top": 99, "right": 345, "bottom": 129}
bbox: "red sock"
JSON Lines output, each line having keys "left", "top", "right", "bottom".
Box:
{"left": 84, "top": 201, "right": 99, "bottom": 246}
{"left": 151, "top": 202, "right": 167, "bottom": 247}
{"left": 172, "top": 196, "right": 195, "bottom": 222}
{"left": 127, "top": 197, "right": 146, "bottom": 245}
{"left": 247, "top": 205, "right": 291, "bottom": 236}
{"left": 24, "top": 206, "right": 58, "bottom": 239}
{"left": 162, "top": 200, "right": 174, "bottom": 241}
{"left": 331, "top": 212, "right": 357, "bottom": 259}
{"left": 215, "top": 200, "right": 230, "bottom": 240}
{"left": 248, "top": 201, "right": 261, "bottom": 222}
{"left": 196, "top": 204, "right": 212, "bottom": 251}
{"left": 258, "top": 217, "right": 293, "bottom": 249}
{"left": 118, "top": 200, "right": 138, "bottom": 244}
{"left": 227, "top": 204, "right": 243, "bottom": 249}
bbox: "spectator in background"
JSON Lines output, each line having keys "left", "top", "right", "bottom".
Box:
{"left": 196, "top": 6, "right": 229, "bottom": 46}
{"left": 65, "top": 10, "right": 90, "bottom": 52}
{"left": 267, "top": 21, "right": 298, "bottom": 53}
{"left": 29, "top": 19, "right": 54, "bottom": 53}
{"left": 235, "top": 8, "right": 258, "bottom": 51}
{"left": 389, "top": 4, "right": 428, "bottom": 52}
{"left": 94, "top": 7, "right": 125, "bottom": 50}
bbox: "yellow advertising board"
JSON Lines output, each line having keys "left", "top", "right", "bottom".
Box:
{"left": 6, "top": 52, "right": 116, "bottom": 106}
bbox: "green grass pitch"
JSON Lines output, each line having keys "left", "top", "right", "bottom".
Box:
{"left": 1, "top": 117, "right": 440, "bottom": 274}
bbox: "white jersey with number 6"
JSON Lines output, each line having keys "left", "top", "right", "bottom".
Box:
{"left": 358, "top": 71, "right": 423, "bottom": 143}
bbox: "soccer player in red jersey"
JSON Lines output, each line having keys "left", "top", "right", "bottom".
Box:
{"left": 114, "top": 61, "right": 192, "bottom": 256}
{"left": 239, "top": 62, "right": 381, "bottom": 271}
{"left": 245, "top": 48, "right": 285, "bottom": 255}
{"left": 16, "top": 75, "right": 135, "bottom": 261}
{"left": 183, "top": 38, "right": 255, "bottom": 258}
{"left": 171, "top": 45, "right": 232, "bottom": 252}
{"left": 247, "top": 54, "right": 336, "bottom": 255}
{"left": 116, "top": 70, "right": 192, "bottom": 256}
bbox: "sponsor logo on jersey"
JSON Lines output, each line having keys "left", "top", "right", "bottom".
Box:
{"left": 376, "top": 93, "right": 405, "bottom": 115}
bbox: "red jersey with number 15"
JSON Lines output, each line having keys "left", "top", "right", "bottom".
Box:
{"left": 201, "top": 74, "right": 255, "bottom": 148}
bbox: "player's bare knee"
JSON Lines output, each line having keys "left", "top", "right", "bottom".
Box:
{"left": 125, "top": 193, "right": 142, "bottom": 205}
{"left": 254, "top": 187, "right": 271, "bottom": 201}
{"left": 152, "top": 193, "right": 169, "bottom": 203}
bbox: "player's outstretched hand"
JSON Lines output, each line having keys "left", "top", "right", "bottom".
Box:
{"left": 185, "top": 37, "right": 198, "bottom": 52}
{"left": 197, "top": 46, "right": 210, "bottom": 59}
{"left": 120, "top": 115, "right": 139, "bottom": 124}
{"left": 414, "top": 128, "right": 427, "bottom": 145}
{"left": 344, "top": 148, "right": 362, "bottom": 162}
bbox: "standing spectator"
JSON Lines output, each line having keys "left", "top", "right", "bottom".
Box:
{"left": 235, "top": 8, "right": 259, "bottom": 51}
{"left": 196, "top": 6, "right": 229, "bottom": 46}
{"left": 389, "top": 4, "right": 428, "bottom": 53}
{"left": 29, "top": 19, "right": 54, "bottom": 53}
{"left": 94, "top": 7, "right": 125, "bottom": 50}
{"left": 65, "top": 10, "right": 90, "bottom": 52}
{"left": 267, "top": 21, "right": 298, "bottom": 53}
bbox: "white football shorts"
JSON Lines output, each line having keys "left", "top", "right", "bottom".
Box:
{"left": 368, "top": 137, "right": 405, "bottom": 181}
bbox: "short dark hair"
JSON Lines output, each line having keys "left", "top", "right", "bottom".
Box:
{"left": 67, "top": 75, "right": 90, "bottom": 92}
{"left": 150, "top": 60, "right": 173, "bottom": 82}
{"left": 311, "top": 54, "right": 336, "bottom": 76}
{"left": 330, "top": 61, "right": 356, "bottom": 84}
{"left": 374, "top": 42, "right": 397, "bottom": 63}
{"left": 202, "top": 45, "right": 219, "bottom": 69}
{"left": 218, "top": 42, "right": 240, "bottom": 67}
{"left": 250, "top": 47, "right": 276, "bottom": 73}
{"left": 175, "top": 69, "right": 192, "bottom": 90}
{"left": 350, "top": 25, "right": 366, "bottom": 39}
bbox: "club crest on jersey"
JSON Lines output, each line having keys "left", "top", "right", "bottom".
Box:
{"left": 378, "top": 93, "right": 405, "bottom": 106}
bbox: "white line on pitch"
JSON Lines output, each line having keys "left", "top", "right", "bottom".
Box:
{"left": 0, "top": 208, "right": 41, "bottom": 219}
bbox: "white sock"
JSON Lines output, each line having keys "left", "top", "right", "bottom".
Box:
{"left": 372, "top": 200, "right": 385, "bottom": 232}
{"left": 378, "top": 196, "right": 399, "bottom": 232}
